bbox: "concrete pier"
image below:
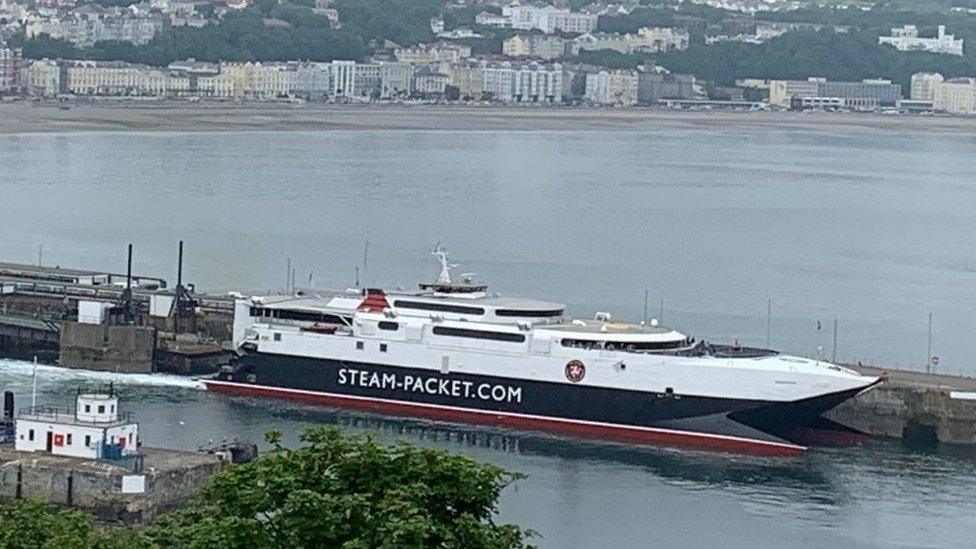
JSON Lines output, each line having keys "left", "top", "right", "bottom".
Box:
{"left": 0, "top": 261, "right": 232, "bottom": 374}
{"left": 0, "top": 446, "right": 223, "bottom": 524}
{"left": 828, "top": 366, "right": 976, "bottom": 446}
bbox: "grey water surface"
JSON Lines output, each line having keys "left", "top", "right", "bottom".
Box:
{"left": 0, "top": 360, "right": 974, "bottom": 549}
{"left": 2, "top": 124, "right": 976, "bottom": 547}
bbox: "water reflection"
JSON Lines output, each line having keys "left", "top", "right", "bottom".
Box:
{"left": 4, "top": 361, "right": 976, "bottom": 547}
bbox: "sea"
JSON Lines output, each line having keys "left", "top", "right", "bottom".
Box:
{"left": 1, "top": 120, "right": 976, "bottom": 547}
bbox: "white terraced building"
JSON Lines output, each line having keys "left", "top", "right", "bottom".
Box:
{"left": 502, "top": 2, "right": 597, "bottom": 34}
{"left": 879, "top": 25, "right": 964, "bottom": 56}
{"left": 934, "top": 77, "right": 976, "bottom": 115}
{"left": 585, "top": 69, "right": 639, "bottom": 106}
{"left": 911, "top": 72, "right": 945, "bottom": 101}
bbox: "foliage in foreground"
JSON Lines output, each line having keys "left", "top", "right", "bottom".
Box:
{"left": 0, "top": 428, "right": 530, "bottom": 549}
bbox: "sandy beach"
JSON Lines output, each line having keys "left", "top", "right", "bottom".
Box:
{"left": 2, "top": 100, "right": 976, "bottom": 134}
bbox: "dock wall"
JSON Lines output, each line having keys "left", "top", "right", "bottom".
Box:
{"left": 59, "top": 322, "right": 156, "bottom": 374}
{"left": 0, "top": 448, "right": 224, "bottom": 524}
{"left": 828, "top": 381, "right": 976, "bottom": 446}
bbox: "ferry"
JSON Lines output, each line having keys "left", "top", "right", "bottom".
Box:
{"left": 205, "top": 248, "right": 880, "bottom": 456}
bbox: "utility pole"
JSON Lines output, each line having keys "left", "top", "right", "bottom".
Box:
{"left": 658, "top": 298, "right": 664, "bottom": 323}
{"left": 643, "top": 289, "right": 648, "bottom": 325}
{"left": 926, "top": 313, "right": 933, "bottom": 374}
{"left": 765, "top": 298, "right": 771, "bottom": 349}
{"left": 286, "top": 257, "right": 291, "bottom": 294}
{"left": 831, "top": 317, "right": 838, "bottom": 364}
{"left": 363, "top": 239, "right": 370, "bottom": 287}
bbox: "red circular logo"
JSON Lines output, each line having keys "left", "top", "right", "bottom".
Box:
{"left": 565, "top": 360, "right": 586, "bottom": 383}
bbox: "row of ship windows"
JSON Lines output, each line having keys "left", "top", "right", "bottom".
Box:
{"left": 251, "top": 307, "right": 349, "bottom": 325}
{"left": 251, "top": 305, "right": 563, "bottom": 319}
{"left": 268, "top": 318, "right": 683, "bottom": 349}
{"left": 392, "top": 300, "right": 563, "bottom": 318}
{"left": 368, "top": 324, "right": 527, "bottom": 343}
{"left": 560, "top": 338, "right": 687, "bottom": 350}
{"left": 254, "top": 310, "right": 680, "bottom": 349}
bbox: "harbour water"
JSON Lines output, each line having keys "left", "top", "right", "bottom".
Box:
{"left": 1, "top": 359, "right": 975, "bottom": 548}
{"left": 2, "top": 124, "right": 976, "bottom": 373}
{"left": 3, "top": 120, "right": 976, "bottom": 547}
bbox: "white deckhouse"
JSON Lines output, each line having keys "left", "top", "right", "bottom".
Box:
{"left": 16, "top": 390, "right": 139, "bottom": 459}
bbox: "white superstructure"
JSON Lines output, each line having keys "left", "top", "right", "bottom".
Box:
{"left": 16, "top": 391, "right": 138, "bottom": 459}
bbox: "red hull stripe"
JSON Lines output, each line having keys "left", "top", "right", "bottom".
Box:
{"left": 203, "top": 380, "right": 806, "bottom": 457}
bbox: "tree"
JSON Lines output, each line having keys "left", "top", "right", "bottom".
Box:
{"left": 22, "top": 34, "right": 79, "bottom": 59}
{"left": 0, "top": 429, "right": 529, "bottom": 549}
{"left": 23, "top": 9, "right": 367, "bottom": 65}
{"left": 0, "top": 500, "right": 139, "bottom": 548}
{"left": 145, "top": 427, "right": 531, "bottom": 548}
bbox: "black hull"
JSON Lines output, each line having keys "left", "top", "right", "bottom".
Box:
{"left": 206, "top": 352, "right": 872, "bottom": 456}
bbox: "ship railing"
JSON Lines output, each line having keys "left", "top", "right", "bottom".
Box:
{"left": 18, "top": 405, "right": 134, "bottom": 424}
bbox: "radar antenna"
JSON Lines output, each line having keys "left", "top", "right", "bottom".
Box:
{"left": 431, "top": 244, "right": 453, "bottom": 284}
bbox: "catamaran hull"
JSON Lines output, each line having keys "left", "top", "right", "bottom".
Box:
{"left": 204, "top": 352, "right": 875, "bottom": 457}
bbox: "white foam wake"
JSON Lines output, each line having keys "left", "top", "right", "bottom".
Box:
{"left": 0, "top": 359, "right": 205, "bottom": 390}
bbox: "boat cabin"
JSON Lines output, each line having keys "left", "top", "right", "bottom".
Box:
{"left": 16, "top": 391, "right": 138, "bottom": 460}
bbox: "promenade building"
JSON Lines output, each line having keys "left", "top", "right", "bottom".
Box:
{"left": 379, "top": 61, "right": 412, "bottom": 99}
{"left": 286, "top": 62, "right": 330, "bottom": 100}
{"left": 65, "top": 60, "right": 144, "bottom": 95}
{"left": 768, "top": 78, "right": 821, "bottom": 108}
{"left": 769, "top": 77, "right": 902, "bottom": 109}
{"left": 21, "top": 58, "right": 60, "bottom": 96}
{"left": 412, "top": 67, "right": 450, "bottom": 96}
{"left": 450, "top": 61, "right": 486, "bottom": 100}
{"left": 503, "top": 32, "right": 567, "bottom": 60}
{"left": 637, "top": 71, "right": 696, "bottom": 103}
{"left": 480, "top": 60, "right": 562, "bottom": 103}
{"left": 585, "top": 69, "right": 639, "bottom": 105}
{"left": 329, "top": 60, "right": 355, "bottom": 97}
{"left": 502, "top": 2, "right": 597, "bottom": 34}
{"left": 64, "top": 59, "right": 225, "bottom": 97}
{"left": 879, "top": 25, "right": 963, "bottom": 56}
{"left": 911, "top": 72, "right": 944, "bottom": 101}
{"left": 933, "top": 77, "right": 976, "bottom": 114}
{"left": 820, "top": 79, "right": 902, "bottom": 108}
{"left": 353, "top": 62, "right": 381, "bottom": 98}
{"left": 0, "top": 46, "right": 22, "bottom": 94}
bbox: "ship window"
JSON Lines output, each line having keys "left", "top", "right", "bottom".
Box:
{"left": 273, "top": 333, "right": 282, "bottom": 341}
{"left": 28, "top": 429, "right": 34, "bottom": 441}
{"left": 432, "top": 326, "right": 526, "bottom": 343}
{"left": 561, "top": 338, "right": 684, "bottom": 351}
{"left": 250, "top": 307, "right": 262, "bottom": 317}
{"left": 85, "top": 405, "right": 90, "bottom": 413}
{"left": 85, "top": 435, "right": 91, "bottom": 447}
{"left": 273, "top": 309, "right": 346, "bottom": 323}
{"left": 393, "top": 300, "right": 485, "bottom": 315}
{"left": 380, "top": 343, "right": 388, "bottom": 352}
{"left": 98, "top": 405, "right": 105, "bottom": 414}
{"left": 356, "top": 341, "right": 364, "bottom": 350}
{"left": 495, "top": 308, "right": 563, "bottom": 318}
{"left": 67, "top": 434, "right": 72, "bottom": 445}
{"left": 378, "top": 321, "right": 399, "bottom": 331}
